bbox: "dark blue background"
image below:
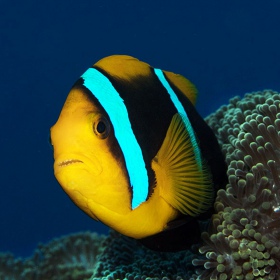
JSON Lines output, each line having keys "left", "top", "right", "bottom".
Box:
{"left": 1, "top": 0, "right": 280, "bottom": 257}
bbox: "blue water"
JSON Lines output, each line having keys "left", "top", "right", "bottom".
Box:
{"left": 1, "top": 0, "right": 280, "bottom": 258}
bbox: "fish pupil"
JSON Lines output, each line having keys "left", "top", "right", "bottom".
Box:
{"left": 97, "top": 121, "right": 106, "bottom": 134}
{"left": 94, "top": 117, "right": 110, "bottom": 139}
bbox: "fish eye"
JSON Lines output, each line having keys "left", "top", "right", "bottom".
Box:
{"left": 94, "top": 116, "right": 110, "bottom": 139}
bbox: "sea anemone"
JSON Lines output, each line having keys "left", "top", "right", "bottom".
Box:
{"left": 0, "top": 252, "right": 25, "bottom": 279}
{"left": 0, "top": 231, "right": 105, "bottom": 280}
{"left": 91, "top": 230, "right": 195, "bottom": 280}
{"left": 192, "top": 90, "right": 280, "bottom": 279}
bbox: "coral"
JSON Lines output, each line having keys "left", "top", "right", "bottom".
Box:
{"left": 0, "top": 231, "right": 105, "bottom": 280}
{"left": 91, "top": 230, "right": 196, "bottom": 280}
{"left": 192, "top": 90, "right": 280, "bottom": 279}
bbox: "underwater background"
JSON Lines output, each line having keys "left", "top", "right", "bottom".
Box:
{"left": 1, "top": 0, "right": 280, "bottom": 259}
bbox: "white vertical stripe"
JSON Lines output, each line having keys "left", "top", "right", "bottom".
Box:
{"left": 154, "top": 68, "right": 202, "bottom": 170}
{"left": 81, "top": 68, "right": 149, "bottom": 209}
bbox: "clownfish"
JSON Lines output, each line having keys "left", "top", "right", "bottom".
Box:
{"left": 50, "top": 55, "right": 227, "bottom": 251}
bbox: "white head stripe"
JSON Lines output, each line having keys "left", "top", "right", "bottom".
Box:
{"left": 81, "top": 68, "right": 149, "bottom": 209}
{"left": 154, "top": 68, "right": 202, "bottom": 169}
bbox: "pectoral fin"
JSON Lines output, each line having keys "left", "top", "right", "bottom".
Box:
{"left": 152, "top": 113, "right": 213, "bottom": 216}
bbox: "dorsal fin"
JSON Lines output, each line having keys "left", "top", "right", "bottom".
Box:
{"left": 163, "top": 71, "right": 197, "bottom": 105}
{"left": 95, "top": 55, "right": 197, "bottom": 105}
{"left": 151, "top": 113, "right": 213, "bottom": 216}
{"left": 94, "top": 55, "right": 151, "bottom": 80}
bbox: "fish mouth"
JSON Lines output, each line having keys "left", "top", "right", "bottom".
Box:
{"left": 57, "top": 159, "right": 83, "bottom": 167}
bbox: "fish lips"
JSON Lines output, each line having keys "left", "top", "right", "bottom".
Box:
{"left": 57, "top": 159, "right": 83, "bottom": 167}
{"left": 54, "top": 158, "right": 84, "bottom": 175}
{"left": 54, "top": 154, "right": 103, "bottom": 177}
